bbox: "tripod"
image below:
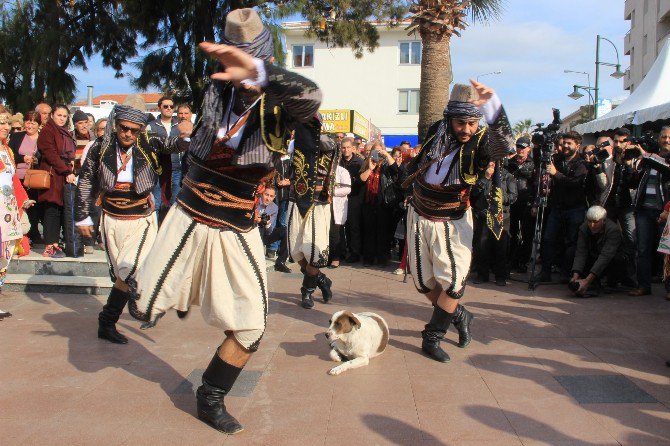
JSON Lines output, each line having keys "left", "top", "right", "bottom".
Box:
{"left": 527, "top": 163, "right": 551, "bottom": 291}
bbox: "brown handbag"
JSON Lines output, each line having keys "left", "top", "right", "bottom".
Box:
{"left": 23, "top": 161, "right": 52, "bottom": 190}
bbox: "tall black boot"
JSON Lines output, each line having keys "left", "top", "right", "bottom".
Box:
{"left": 196, "top": 354, "right": 244, "bottom": 435}
{"left": 421, "top": 305, "right": 453, "bottom": 363}
{"left": 301, "top": 274, "right": 318, "bottom": 309}
{"left": 316, "top": 272, "right": 333, "bottom": 303}
{"left": 452, "top": 304, "right": 474, "bottom": 348}
{"left": 98, "top": 287, "right": 130, "bottom": 344}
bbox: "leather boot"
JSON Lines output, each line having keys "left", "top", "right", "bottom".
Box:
{"left": 452, "top": 304, "right": 473, "bottom": 348}
{"left": 196, "top": 354, "right": 244, "bottom": 435}
{"left": 301, "top": 274, "right": 317, "bottom": 309}
{"left": 98, "top": 287, "right": 129, "bottom": 344}
{"left": 316, "top": 272, "right": 333, "bottom": 303}
{"left": 421, "top": 305, "right": 453, "bottom": 363}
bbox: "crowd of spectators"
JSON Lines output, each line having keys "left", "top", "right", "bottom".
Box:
{"left": 261, "top": 125, "right": 670, "bottom": 300}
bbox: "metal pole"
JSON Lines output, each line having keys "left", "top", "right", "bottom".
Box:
{"left": 593, "top": 34, "right": 600, "bottom": 119}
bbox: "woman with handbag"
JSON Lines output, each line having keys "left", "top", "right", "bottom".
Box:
{"left": 0, "top": 107, "right": 33, "bottom": 319}
{"left": 9, "top": 111, "right": 42, "bottom": 244}
{"left": 36, "top": 104, "right": 76, "bottom": 258}
{"left": 359, "top": 141, "right": 399, "bottom": 268}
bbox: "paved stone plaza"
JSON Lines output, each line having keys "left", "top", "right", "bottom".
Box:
{"left": 1, "top": 264, "right": 670, "bottom": 445}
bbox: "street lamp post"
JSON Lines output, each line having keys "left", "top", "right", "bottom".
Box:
{"left": 476, "top": 70, "right": 502, "bottom": 82}
{"left": 564, "top": 69, "right": 592, "bottom": 106}
{"left": 567, "top": 85, "right": 597, "bottom": 119}
{"left": 594, "top": 34, "right": 626, "bottom": 119}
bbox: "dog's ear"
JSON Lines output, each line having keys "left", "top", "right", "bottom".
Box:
{"left": 347, "top": 313, "right": 362, "bottom": 329}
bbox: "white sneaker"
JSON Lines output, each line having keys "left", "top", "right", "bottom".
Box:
{"left": 84, "top": 245, "right": 94, "bottom": 254}
{"left": 393, "top": 268, "right": 404, "bottom": 275}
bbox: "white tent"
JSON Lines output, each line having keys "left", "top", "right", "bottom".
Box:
{"left": 574, "top": 37, "right": 670, "bottom": 134}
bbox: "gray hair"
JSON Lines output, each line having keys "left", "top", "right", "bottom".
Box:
{"left": 586, "top": 206, "right": 607, "bottom": 221}
{"left": 660, "top": 126, "right": 670, "bottom": 135}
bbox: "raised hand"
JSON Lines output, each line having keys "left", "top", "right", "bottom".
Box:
{"left": 469, "top": 79, "right": 495, "bottom": 107}
{"left": 199, "top": 42, "right": 258, "bottom": 84}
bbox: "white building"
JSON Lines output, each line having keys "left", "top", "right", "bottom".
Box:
{"left": 624, "top": 0, "right": 670, "bottom": 91}
{"left": 282, "top": 20, "right": 421, "bottom": 146}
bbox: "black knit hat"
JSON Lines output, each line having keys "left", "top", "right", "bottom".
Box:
{"left": 72, "top": 109, "right": 88, "bottom": 123}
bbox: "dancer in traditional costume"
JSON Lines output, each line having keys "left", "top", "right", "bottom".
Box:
{"left": 75, "top": 105, "right": 190, "bottom": 344}
{"left": 403, "top": 81, "right": 513, "bottom": 362}
{"left": 127, "top": 9, "right": 321, "bottom": 435}
{"left": 287, "top": 123, "right": 339, "bottom": 309}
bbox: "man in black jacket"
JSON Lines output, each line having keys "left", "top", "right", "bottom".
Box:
{"left": 535, "top": 130, "right": 588, "bottom": 282}
{"left": 270, "top": 152, "right": 292, "bottom": 272}
{"left": 508, "top": 135, "right": 535, "bottom": 272}
{"left": 340, "top": 137, "right": 364, "bottom": 263}
{"left": 570, "top": 206, "right": 624, "bottom": 296}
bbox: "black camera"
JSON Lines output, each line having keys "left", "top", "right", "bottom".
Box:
{"left": 586, "top": 140, "right": 611, "bottom": 164}
{"left": 259, "top": 213, "right": 271, "bottom": 227}
{"left": 532, "top": 108, "right": 562, "bottom": 165}
{"left": 629, "top": 132, "right": 660, "bottom": 154}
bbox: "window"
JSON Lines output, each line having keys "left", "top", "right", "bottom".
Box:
{"left": 399, "top": 41, "right": 422, "bottom": 65}
{"left": 398, "top": 89, "right": 420, "bottom": 114}
{"left": 293, "top": 45, "right": 314, "bottom": 68}
{"left": 631, "top": 9, "right": 636, "bottom": 28}
{"left": 643, "top": 34, "right": 648, "bottom": 55}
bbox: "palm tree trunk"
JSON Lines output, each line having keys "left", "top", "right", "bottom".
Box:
{"left": 418, "top": 31, "right": 452, "bottom": 142}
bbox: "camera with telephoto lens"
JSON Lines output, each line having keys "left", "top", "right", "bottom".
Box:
{"left": 532, "top": 108, "right": 562, "bottom": 165}
{"left": 623, "top": 132, "right": 660, "bottom": 160}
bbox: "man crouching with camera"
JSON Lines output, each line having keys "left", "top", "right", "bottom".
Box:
{"left": 257, "top": 186, "right": 286, "bottom": 261}
{"left": 569, "top": 205, "right": 625, "bottom": 297}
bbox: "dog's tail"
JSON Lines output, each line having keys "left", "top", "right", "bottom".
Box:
{"left": 361, "top": 312, "right": 390, "bottom": 354}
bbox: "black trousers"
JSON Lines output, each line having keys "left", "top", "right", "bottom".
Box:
{"left": 329, "top": 221, "right": 346, "bottom": 262}
{"left": 361, "top": 202, "right": 393, "bottom": 265}
{"left": 473, "top": 216, "right": 510, "bottom": 280}
{"left": 26, "top": 188, "right": 43, "bottom": 242}
{"left": 509, "top": 202, "right": 534, "bottom": 269}
{"left": 259, "top": 226, "right": 288, "bottom": 264}
{"left": 42, "top": 202, "right": 63, "bottom": 245}
{"left": 345, "top": 195, "right": 363, "bottom": 256}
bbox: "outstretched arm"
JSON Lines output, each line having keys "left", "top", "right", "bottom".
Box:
{"left": 470, "top": 79, "right": 514, "bottom": 161}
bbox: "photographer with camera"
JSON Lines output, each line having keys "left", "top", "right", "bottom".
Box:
{"left": 256, "top": 186, "right": 286, "bottom": 262}
{"left": 628, "top": 126, "right": 670, "bottom": 296}
{"left": 569, "top": 206, "right": 625, "bottom": 297}
{"left": 588, "top": 131, "right": 638, "bottom": 288}
{"left": 508, "top": 136, "right": 536, "bottom": 273}
{"left": 534, "top": 130, "right": 589, "bottom": 283}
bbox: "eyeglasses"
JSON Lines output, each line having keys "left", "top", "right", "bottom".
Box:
{"left": 162, "top": 104, "right": 174, "bottom": 109}
{"left": 117, "top": 123, "right": 142, "bottom": 135}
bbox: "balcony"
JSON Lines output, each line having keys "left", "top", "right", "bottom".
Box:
{"left": 624, "top": 0, "right": 634, "bottom": 20}
{"left": 660, "top": 0, "right": 670, "bottom": 22}
{"left": 624, "top": 31, "right": 631, "bottom": 55}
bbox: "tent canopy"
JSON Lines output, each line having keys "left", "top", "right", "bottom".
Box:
{"left": 574, "top": 37, "right": 670, "bottom": 134}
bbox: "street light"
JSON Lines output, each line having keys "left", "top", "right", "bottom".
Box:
{"left": 564, "top": 69, "right": 593, "bottom": 106}
{"left": 476, "top": 70, "right": 502, "bottom": 82}
{"left": 595, "top": 35, "right": 625, "bottom": 119}
{"left": 567, "top": 85, "right": 596, "bottom": 119}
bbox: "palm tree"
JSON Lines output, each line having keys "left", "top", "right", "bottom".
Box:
{"left": 407, "top": 0, "right": 505, "bottom": 141}
{"left": 513, "top": 118, "right": 533, "bottom": 137}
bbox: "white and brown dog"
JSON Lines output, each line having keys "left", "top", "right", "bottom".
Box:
{"left": 325, "top": 310, "right": 389, "bottom": 375}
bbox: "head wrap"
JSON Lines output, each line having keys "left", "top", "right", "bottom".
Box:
{"left": 114, "top": 105, "right": 148, "bottom": 126}
{"left": 221, "top": 9, "right": 274, "bottom": 61}
{"left": 443, "top": 83, "right": 482, "bottom": 120}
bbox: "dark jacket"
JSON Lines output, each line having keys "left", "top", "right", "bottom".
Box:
{"left": 36, "top": 119, "right": 76, "bottom": 206}
{"left": 572, "top": 219, "right": 622, "bottom": 278}
{"left": 549, "top": 153, "right": 588, "bottom": 210}
{"left": 148, "top": 117, "right": 181, "bottom": 171}
{"left": 471, "top": 167, "right": 518, "bottom": 222}
{"left": 274, "top": 155, "right": 292, "bottom": 202}
{"left": 507, "top": 155, "right": 534, "bottom": 204}
{"left": 341, "top": 154, "right": 365, "bottom": 199}
{"left": 590, "top": 157, "right": 634, "bottom": 209}
{"left": 629, "top": 158, "right": 670, "bottom": 211}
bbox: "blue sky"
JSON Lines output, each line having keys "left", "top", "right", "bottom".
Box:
{"left": 69, "top": 0, "right": 630, "bottom": 125}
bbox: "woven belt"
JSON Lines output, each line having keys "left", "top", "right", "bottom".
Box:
{"left": 102, "top": 185, "right": 153, "bottom": 218}
{"left": 412, "top": 180, "right": 470, "bottom": 221}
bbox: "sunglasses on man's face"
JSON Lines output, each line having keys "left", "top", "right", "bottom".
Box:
{"left": 118, "top": 123, "right": 142, "bottom": 135}
{"left": 162, "top": 104, "right": 174, "bottom": 109}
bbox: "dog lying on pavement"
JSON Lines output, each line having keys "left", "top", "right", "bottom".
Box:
{"left": 325, "top": 310, "right": 389, "bottom": 375}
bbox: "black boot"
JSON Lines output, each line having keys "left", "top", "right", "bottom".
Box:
{"left": 196, "top": 354, "right": 244, "bottom": 435}
{"left": 98, "top": 287, "right": 130, "bottom": 344}
{"left": 316, "top": 272, "right": 333, "bottom": 303}
{"left": 421, "top": 305, "right": 453, "bottom": 363}
{"left": 300, "top": 274, "right": 317, "bottom": 309}
{"left": 452, "top": 304, "right": 473, "bottom": 348}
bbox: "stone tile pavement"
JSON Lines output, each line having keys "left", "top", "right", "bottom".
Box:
{"left": 1, "top": 264, "right": 670, "bottom": 445}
